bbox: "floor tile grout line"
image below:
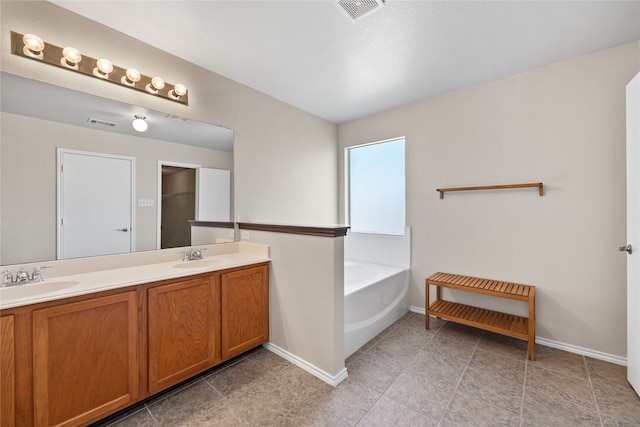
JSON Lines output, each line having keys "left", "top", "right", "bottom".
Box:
{"left": 583, "top": 356, "right": 605, "bottom": 427}
{"left": 353, "top": 315, "right": 442, "bottom": 427}
{"left": 345, "top": 315, "right": 427, "bottom": 425}
{"left": 199, "top": 354, "right": 279, "bottom": 426}
{"left": 104, "top": 407, "right": 151, "bottom": 427}
{"left": 521, "top": 352, "right": 609, "bottom": 426}
{"left": 519, "top": 356, "right": 528, "bottom": 427}
{"left": 435, "top": 328, "right": 483, "bottom": 426}
{"left": 100, "top": 313, "right": 639, "bottom": 426}
{"left": 293, "top": 383, "right": 356, "bottom": 427}
{"left": 143, "top": 403, "right": 160, "bottom": 426}
{"left": 352, "top": 391, "right": 385, "bottom": 426}
{"left": 377, "top": 391, "right": 436, "bottom": 426}
{"left": 201, "top": 374, "right": 228, "bottom": 400}
{"left": 351, "top": 314, "right": 425, "bottom": 362}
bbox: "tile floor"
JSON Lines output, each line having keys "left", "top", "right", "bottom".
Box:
{"left": 94, "top": 312, "right": 640, "bottom": 426}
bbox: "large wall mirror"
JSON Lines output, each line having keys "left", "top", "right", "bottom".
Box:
{"left": 0, "top": 72, "right": 234, "bottom": 266}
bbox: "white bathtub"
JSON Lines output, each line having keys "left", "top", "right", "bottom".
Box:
{"left": 344, "top": 259, "right": 410, "bottom": 358}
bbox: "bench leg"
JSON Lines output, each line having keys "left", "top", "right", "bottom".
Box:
{"left": 528, "top": 291, "right": 536, "bottom": 360}
{"left": 425, "top": 280, "right": 430, "bottom": 330}
{"left": 434, "top": 286, "right": 442, "bottom": 319}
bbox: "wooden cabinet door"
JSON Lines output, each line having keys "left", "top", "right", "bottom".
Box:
{"left": 147, "top": 276, "right": 220, "bottom": 393}
{"left": 32, "top": 291, "right": 138, "bottom": 427}
{"left": 1, "top": 315, "right": 15, "bottom": 427}
{"left": 221, "top": 265, "right": 269, "bottom": 360}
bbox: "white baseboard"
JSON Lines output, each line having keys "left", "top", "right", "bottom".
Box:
{"left": 263, "top": 342, "right": 348, "bottom": 386}
{"left": 410, "top": 305, "right": 426, "bottom": 315}
{"left": 535, "top": 337, "right": 626, "bottom": 366}
{"left": 409, "top": 306, "right": 626, "bottom": 366}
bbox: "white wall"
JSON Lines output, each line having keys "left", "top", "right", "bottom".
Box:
{"left": 338, "top": 41, "right": 640, "bottom": 358}
{"left": 0, "top": 1, "right": 338, "bottom": 227}
{"left": 1, "top": 1, "right": 341, "bottom": 377}
{"left": 345, "top": 228, "right": 411, "bottom": 268}
{"left": 249, "top": 230, "right": 345, "bottom": 380}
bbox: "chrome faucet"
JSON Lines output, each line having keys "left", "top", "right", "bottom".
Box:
{"left": 15, "top": 268, "right": 30, "bottom": 283}
{"left": 182, "top": 247, "right": 206, "bottom": 261}
{"left": 1, "top": 270, "right": 13, "bottom": 287}
{"left": 1, "top": 265, "right": 53, "bottom": 287}
{"left": 31, "top": 266, "right": 52, "bottom": 283}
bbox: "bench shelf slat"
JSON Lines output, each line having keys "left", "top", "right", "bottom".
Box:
{"left": 426, "top": 272, "right": 535, "bottom": 360}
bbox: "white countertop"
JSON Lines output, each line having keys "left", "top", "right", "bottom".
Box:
{"left": 0, "top": 244, "right": 269, "bottom": 310}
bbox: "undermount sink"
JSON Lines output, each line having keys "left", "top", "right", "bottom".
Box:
{"left": 0, "top": 280, "right": 80, "bottom": 299}
{"left": 173, "top": 258, "right": 231, "bottom": 269}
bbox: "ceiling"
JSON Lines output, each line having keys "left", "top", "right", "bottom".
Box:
{"left": 51, "top": 1, "right": 640, "bottom": 124}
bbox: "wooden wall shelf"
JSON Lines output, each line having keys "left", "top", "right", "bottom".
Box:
{"left": 436, "top": 182, "right": 543, "bottom": 199}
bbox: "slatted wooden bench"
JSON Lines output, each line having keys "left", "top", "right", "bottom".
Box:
{"left": 425, "top": 272, "right": 536, "bottom": 360}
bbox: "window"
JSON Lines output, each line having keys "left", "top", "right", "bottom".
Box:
{"left": 347, "top": 138, "right": 405, "bottom": 234}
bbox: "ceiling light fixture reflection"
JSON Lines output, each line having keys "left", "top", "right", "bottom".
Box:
{"left": 93, "top": 58, "right": 113, "bottom": 78}
{"left": 169, "top": 83, "right": 187, "bottom": 100}
{"left": 61, "top": 46, "right": 82, "bottom": 69}
{"left": 22, "top": 33, "right": 44, "bottom": 59}
{"left": 121, "top": 68, "right": 141, "bottom": 86}
{"left": 132, "top": 115, "right": 148, "bottom": 132}
{"left": 146, "top": 76, "right": 165, "bottom": 94}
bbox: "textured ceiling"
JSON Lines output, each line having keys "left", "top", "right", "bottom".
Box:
{"left": 51, "top": 1, "right": 640, "bottom": 124}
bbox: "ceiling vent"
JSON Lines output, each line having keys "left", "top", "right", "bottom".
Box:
{"left": 338, "top": 0, "right": 385, "bottom": 21}
{"left": 87, "top": 118, "right": 117, "bottom": 127}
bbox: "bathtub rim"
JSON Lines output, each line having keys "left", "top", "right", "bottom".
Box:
{"left": 344, "top": 259, "right": 408, "bottom": 296}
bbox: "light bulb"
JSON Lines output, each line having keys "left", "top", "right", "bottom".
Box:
{"left": 121, "top": 68, "right": 141, "bottom": 86}
{"left": 170, "top": 83, "right": 187, "bottom": 99}
{"left": 146, "top": 76, "right": 165, "bottom": 94}
{"left": 132, "top": 116, "right": 148, "bottom": 132}
{"left": 61, "top": 47, "right": 82, "bottom": 69}
{"left": 151, "top": 77, "right": 165, "bottom": 90}
{"left": 22, "top": 33, "right": 44, "bottom": 59}
{"left": 93, "top": 58, "right": 113, "bottom": 78}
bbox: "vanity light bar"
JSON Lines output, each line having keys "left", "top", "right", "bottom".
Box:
{"left": 10, "top": 31, "right": 189, "bottom": 106}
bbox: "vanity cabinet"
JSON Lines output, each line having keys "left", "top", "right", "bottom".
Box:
{"left": 221, "top": 265, "right": 269, "bottom": 360}
{"left": 1, "top": 315, "right": 15, "bottom": 427}
{"left": 32, "top": 292, "right": 139, "bottom": 427}
{"left": 147, "top": 276, "right": 221, "bottom": 393}
{"left": 0, "top": 261, "right": 269, "bottom": 426}
{"left": 147, "top": 264, "right": 270, "bottom": 390}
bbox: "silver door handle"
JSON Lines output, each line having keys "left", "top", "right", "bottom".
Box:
{"left": 114, "top": 228, "right": 129, "bottom": 232}
{"left": 619, "top": 244, "right": 633, "bottom": 254}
